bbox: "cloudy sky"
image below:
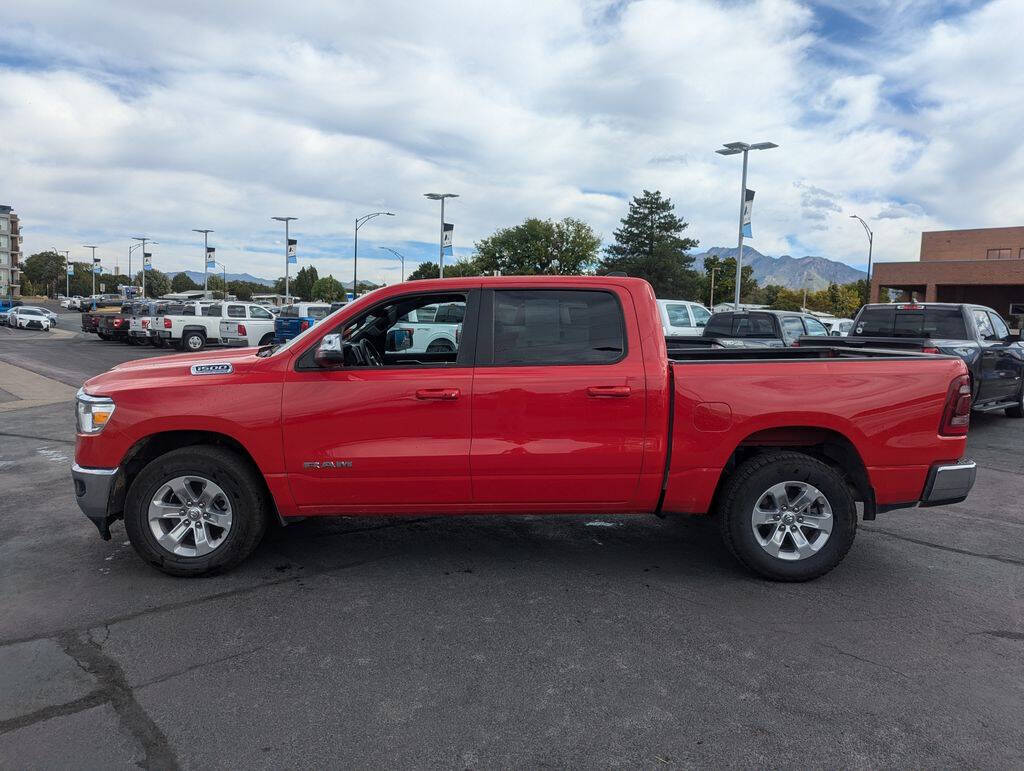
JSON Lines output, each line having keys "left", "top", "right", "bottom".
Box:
{"left": 3, "top": 0, "right": 1022, "bottom": 284}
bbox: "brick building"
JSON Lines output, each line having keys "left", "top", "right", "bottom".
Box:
{"left": 0, "top": 204, "right": 21, "bottom": 297}
{"left": 871, "top": 226, "right": 1024, "bottom": 317}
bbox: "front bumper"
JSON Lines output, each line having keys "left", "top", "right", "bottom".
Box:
{"left": 920, "top": 459, "right": 976, "bottom": 507}
{"left": 71, "top": 463, "right": 119, "bottom": 539}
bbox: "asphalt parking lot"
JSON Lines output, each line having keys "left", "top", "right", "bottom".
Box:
{"left": 1, "top": 304, "right": 1022, "bottom": 768}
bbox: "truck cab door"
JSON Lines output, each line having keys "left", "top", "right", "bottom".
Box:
{"left": 981, "top": 310, "right": 1022, "bottom": 403}
{"left": 470, "top": 287, "right": 647, "bottom": 506}
{"left": 280, "top": 289, "right": 479, "bottom": 513}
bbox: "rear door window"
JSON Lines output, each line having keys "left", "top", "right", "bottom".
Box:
{"left": 781, "top": 317, "right": 804, "bottom": 342}
{"left": 665, "top": 304, "right": 693, "bottom": 327}
{"left": 490, "top": 290, "right": 624, "bottom": 365}
{"left": 854, "top": 306, "right": 968, "bottom": 339}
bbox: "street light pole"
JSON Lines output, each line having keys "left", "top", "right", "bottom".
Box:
{"left": 715, "top": 141, "right": 777, "bottom": 308}
{"left": 83, "top": 245, "right": 97, "bottom": 296}
{"left": 192, "top": 229, "right": 214, "bottom": 292}
{"left": 424, "top": 193, "right": 458, "bottom": 278}
{"left": 54, "top": 249, "right": 70, "bottom": 297}
{"left": 353, "top": 211, "right": 394, "bottom": 297}
{"left": 850, "top": 214, "right": 874, "bottom": 302}
{"left": 132, "top": 237, "right": 154, "bottom": 298}
{"left": 378, "top": 247, "right": 406, "bottom": 281}
{"left": 709, "top": 266, "right": 717, "bottom": 309}
{"left": 271, "top": 217, "right": 297, "bottom": 301}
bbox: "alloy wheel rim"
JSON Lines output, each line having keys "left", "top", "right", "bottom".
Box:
{"left": 751, "top": 480, "right": 833, "bottom": 561}
{"left": 148, "top": 475, "right": 233, "bottom": 557}
{"left": 187, "top": 336, "right": 202, "bottom": 350}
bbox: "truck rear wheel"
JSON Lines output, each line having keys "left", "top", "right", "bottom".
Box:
{"left": 181, "top": 331, "right": 206, "bottom": 352}
{"left": 717, "top": 452, "right": 856, "bottom": 581}
{"left": 124, "top": 446, "right": 269, "bottom": 576}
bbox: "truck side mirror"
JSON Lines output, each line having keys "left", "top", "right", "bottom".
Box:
{"left": 386, "top": 328, "right": 413, "bottom": 352}
{"left": 314, "top": 334, "right": 345, "bottom": 368}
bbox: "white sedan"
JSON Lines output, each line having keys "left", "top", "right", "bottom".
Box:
{"left": 10, "top": 307, "right": 53, "bottom": 331}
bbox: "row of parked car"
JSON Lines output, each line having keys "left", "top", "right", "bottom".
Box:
{"left": 0, "top": 299, "right": 60, "bottom": 330}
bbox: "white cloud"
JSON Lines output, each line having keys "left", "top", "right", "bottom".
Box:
{"left": 1, "top": 0, "right": 1021, "bottom": 283}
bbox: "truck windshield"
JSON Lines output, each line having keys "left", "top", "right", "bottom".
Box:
{"left": 854, "top": 306, "right": 968, "bottom": 339}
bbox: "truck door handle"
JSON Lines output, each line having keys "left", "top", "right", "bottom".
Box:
{"left": 416, "top": 388, "right": 460, "bottom": 401}
{"left": 587, "top": 385, "right": 631, "bottom": 398}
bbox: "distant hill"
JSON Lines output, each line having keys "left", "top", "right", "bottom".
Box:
{"left": 168, "top": 270, "right": 274, "bottom": 287}
{"left": 692, "top": 247, "right": 866, "bottom": 291}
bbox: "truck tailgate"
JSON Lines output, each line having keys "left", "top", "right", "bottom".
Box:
{"left": 661, "top": 355, "right": 969, "bottom": 514}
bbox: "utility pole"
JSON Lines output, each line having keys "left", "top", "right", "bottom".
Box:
{"left": 709, "top": 266, "right": 717, "bottom": 309}
{"left": 272, "top": 217, "right": 297, "bottom": 301}
{"left": 54, "top": 249, "right": 70, "bottom": 297}
{"left": 424, "top": 193, "right": 458, "bottom": 278}
{"left": 192, "top": 229, "right": 214, "bottom": 292}
{"left": 83, "top": 245, "right": 98, "bottom": 297}
{"left": 715, "top": 141, "right": 777, "bottom": 308}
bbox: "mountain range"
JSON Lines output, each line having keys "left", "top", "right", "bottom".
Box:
{"left": 692, "top": 247, "right": 866, "bottom": 291}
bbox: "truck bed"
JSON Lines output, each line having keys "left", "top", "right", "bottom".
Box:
{"left": 667, "top": 345, "right": 945, "bottom": 361}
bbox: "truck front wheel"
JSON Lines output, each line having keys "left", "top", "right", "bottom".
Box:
{"left": 717, "top": 452, "right": 857, "bottom": 581}
{"left": 124, "top": 446, "right": 269, "bottom": 576}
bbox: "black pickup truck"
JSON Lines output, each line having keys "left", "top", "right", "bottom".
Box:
{"left": 667, "top": 309, "right": 831, "bottom": 350}
{"left": 802, "top": 302, "right": 1024, "bottom": 417}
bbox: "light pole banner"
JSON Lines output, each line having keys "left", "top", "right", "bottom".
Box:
{"left": 741, "top": 189, "right": 755, "bottom": 238}
{"left": 93, "top": 264, "right": 102, "bottom": 274}
{"left": 206, "top": 247, "right": 216, "bottom": 269}
{"left": 66, "top": 264, "right": 74, "bottom": 276}
{"left": 287, "top": 238, "right": 297, "bottom": 264}
{"left": 442, "top": 223, "right": 454, "bottom": 251}
{"left": 144, "top": 252, "right": 153, "bottom": 271}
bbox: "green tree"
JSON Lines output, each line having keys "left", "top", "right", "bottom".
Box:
{"left": 702, "top": 256, "right": 757, "bottom": 306}
{"left": 292, "top": 266, "right": 319, "bottom": 301}
{"left": 134, "top": 269, "right": 171, "bottom": 298}
{"left": 599, "top": 190, "right": 700, "bottom": 298}
{"left": 19, "top": 277, "right": 37, "bottom": 296}
{"left": 311, "top": 275, "right": 344, "bottom": 302}
{"left": 474, "top": 217, "right": 599, "bottom": 276}
{"left": 171, "top": 272, "right": 200, "bottom": 292}
{"left": 408, "top": 261, "right": 439, "bottom": 280}
{"left": 22, "top": 251, "right": 65, "bottom": 296}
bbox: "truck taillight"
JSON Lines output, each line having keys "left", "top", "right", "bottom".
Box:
{"left": 164, "top": 318, "right": 172, "bottom": 328}
{"left": 300, "top": 320, "right": 310, "bottom": 331}
{"left": 237, "top": 323, "right": 247, "bottom": 336}
{"left": 940, "top": 374, "right": 971, "bottom": 436}
{"left": 142, "top": 319, "right": 149, "bottom": 328}
{"left": 922, "top": 346, "right": 940, "bottom": 354}
{"left": 114, "top": 318, "right": 123, "bottom": 327}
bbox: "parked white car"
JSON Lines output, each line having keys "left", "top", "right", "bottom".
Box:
{"left": 9, "top": 307, "right": 53, "bottom": 331}
{"left": 219, "top": 303, "right": 277, "bottom": 347}
{"left": 392, "top": 302, "right": 464, "bottom": 353}
{"left": 657, "top": 299, "right": 712, "bottom": 337}
{"left": 823, "top": 317, "right": 855, "bottom": 336}
{"left": 18, "top": 305, "right": 58, "bottom": 327}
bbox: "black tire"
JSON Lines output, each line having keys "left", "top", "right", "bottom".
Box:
{"left": 181, "top": 331, "right": 205, "bottom": 352}
{"left": 718, "top": 451, "right": 857, "bottom": 582}
{"left": 153, "top": 337, "right": 166, "bottom": 348}
{"left": 258, "top": 332, "right": 275, "bottom": 346}
{"left": 124, "top": 446, "right": 269, "bottom": 576}
{"left": 126, "top": 336, "right": 137, "bottom": 346}
{"left": 98, "top": 332, "right": 111, "bottom": 341}
{"left": 426, "top": 339, "right": 455, "bottom": 353}
{"left": 1005, "top": 385, "right": 1024, "bottom": 418}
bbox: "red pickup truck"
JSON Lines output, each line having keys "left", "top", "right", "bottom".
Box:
{"left": 72, "top": 276, "right": 976, "bottom": 581}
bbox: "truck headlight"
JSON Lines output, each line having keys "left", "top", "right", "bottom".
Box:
{"left": 76, "top": 389, "right": 116, "bottom": 434}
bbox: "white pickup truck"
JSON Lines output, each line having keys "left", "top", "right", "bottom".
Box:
{"left": 391, "top": 301, "right": 464, "bottom": 353}
{"left": 218, "top": 303, "right": 277, "bottom": 347}
{"left": 155, "top": 301, "right": 268, "bottom": 351}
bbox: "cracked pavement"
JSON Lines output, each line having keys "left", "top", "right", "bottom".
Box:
{"left": 1, "top": 316, "right": 1022, "bottom": 768}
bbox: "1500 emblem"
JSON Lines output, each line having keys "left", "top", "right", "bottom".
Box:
{"left": 303, "top": 461, "right": 353, "bottom": 469}
{"left": 190, "top": 363, "right": 233, "bottom": 375}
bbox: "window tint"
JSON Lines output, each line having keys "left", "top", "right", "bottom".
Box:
{"left": 691, "top": 306, "right": 711, "bottom": 326}
{"left": 203, "top": 304, "right": 222, "bottom": 317}
{"left": 433, "top": 303, "right": 465, "bottom": 324}
{"left": 279, "top": 305, "right": 299, "bottom": 318}
{"left": 249, "top": 305, "right": 273, "bottom": 320}
{"left": 853, "top": 306, "right": 968, "bottom": 339}
{"left": 227, "top": 305, "right": 246, "bottom": 318}
{"left": 665, "top": 304, "right": 693, "bottom": 327}
{"left": 781, "top": 317, "right": 804, "bottom": 340}
{"left": 308, "top": 306, "right": 331, "bottom": 320}
{"left": 706, "top": 313, "right": 776, "bottom": 338}
{"left": 972, "top": 309, "right": 995, "bottom": 340}
{"left": 492, "top": 290, "right": 624, "bottom": 365}
{"left": 804, "top": 317, "right": 829, "bottom": 336}
{"left": 989, "top": 312, "right": 1010, "bottom": 340}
